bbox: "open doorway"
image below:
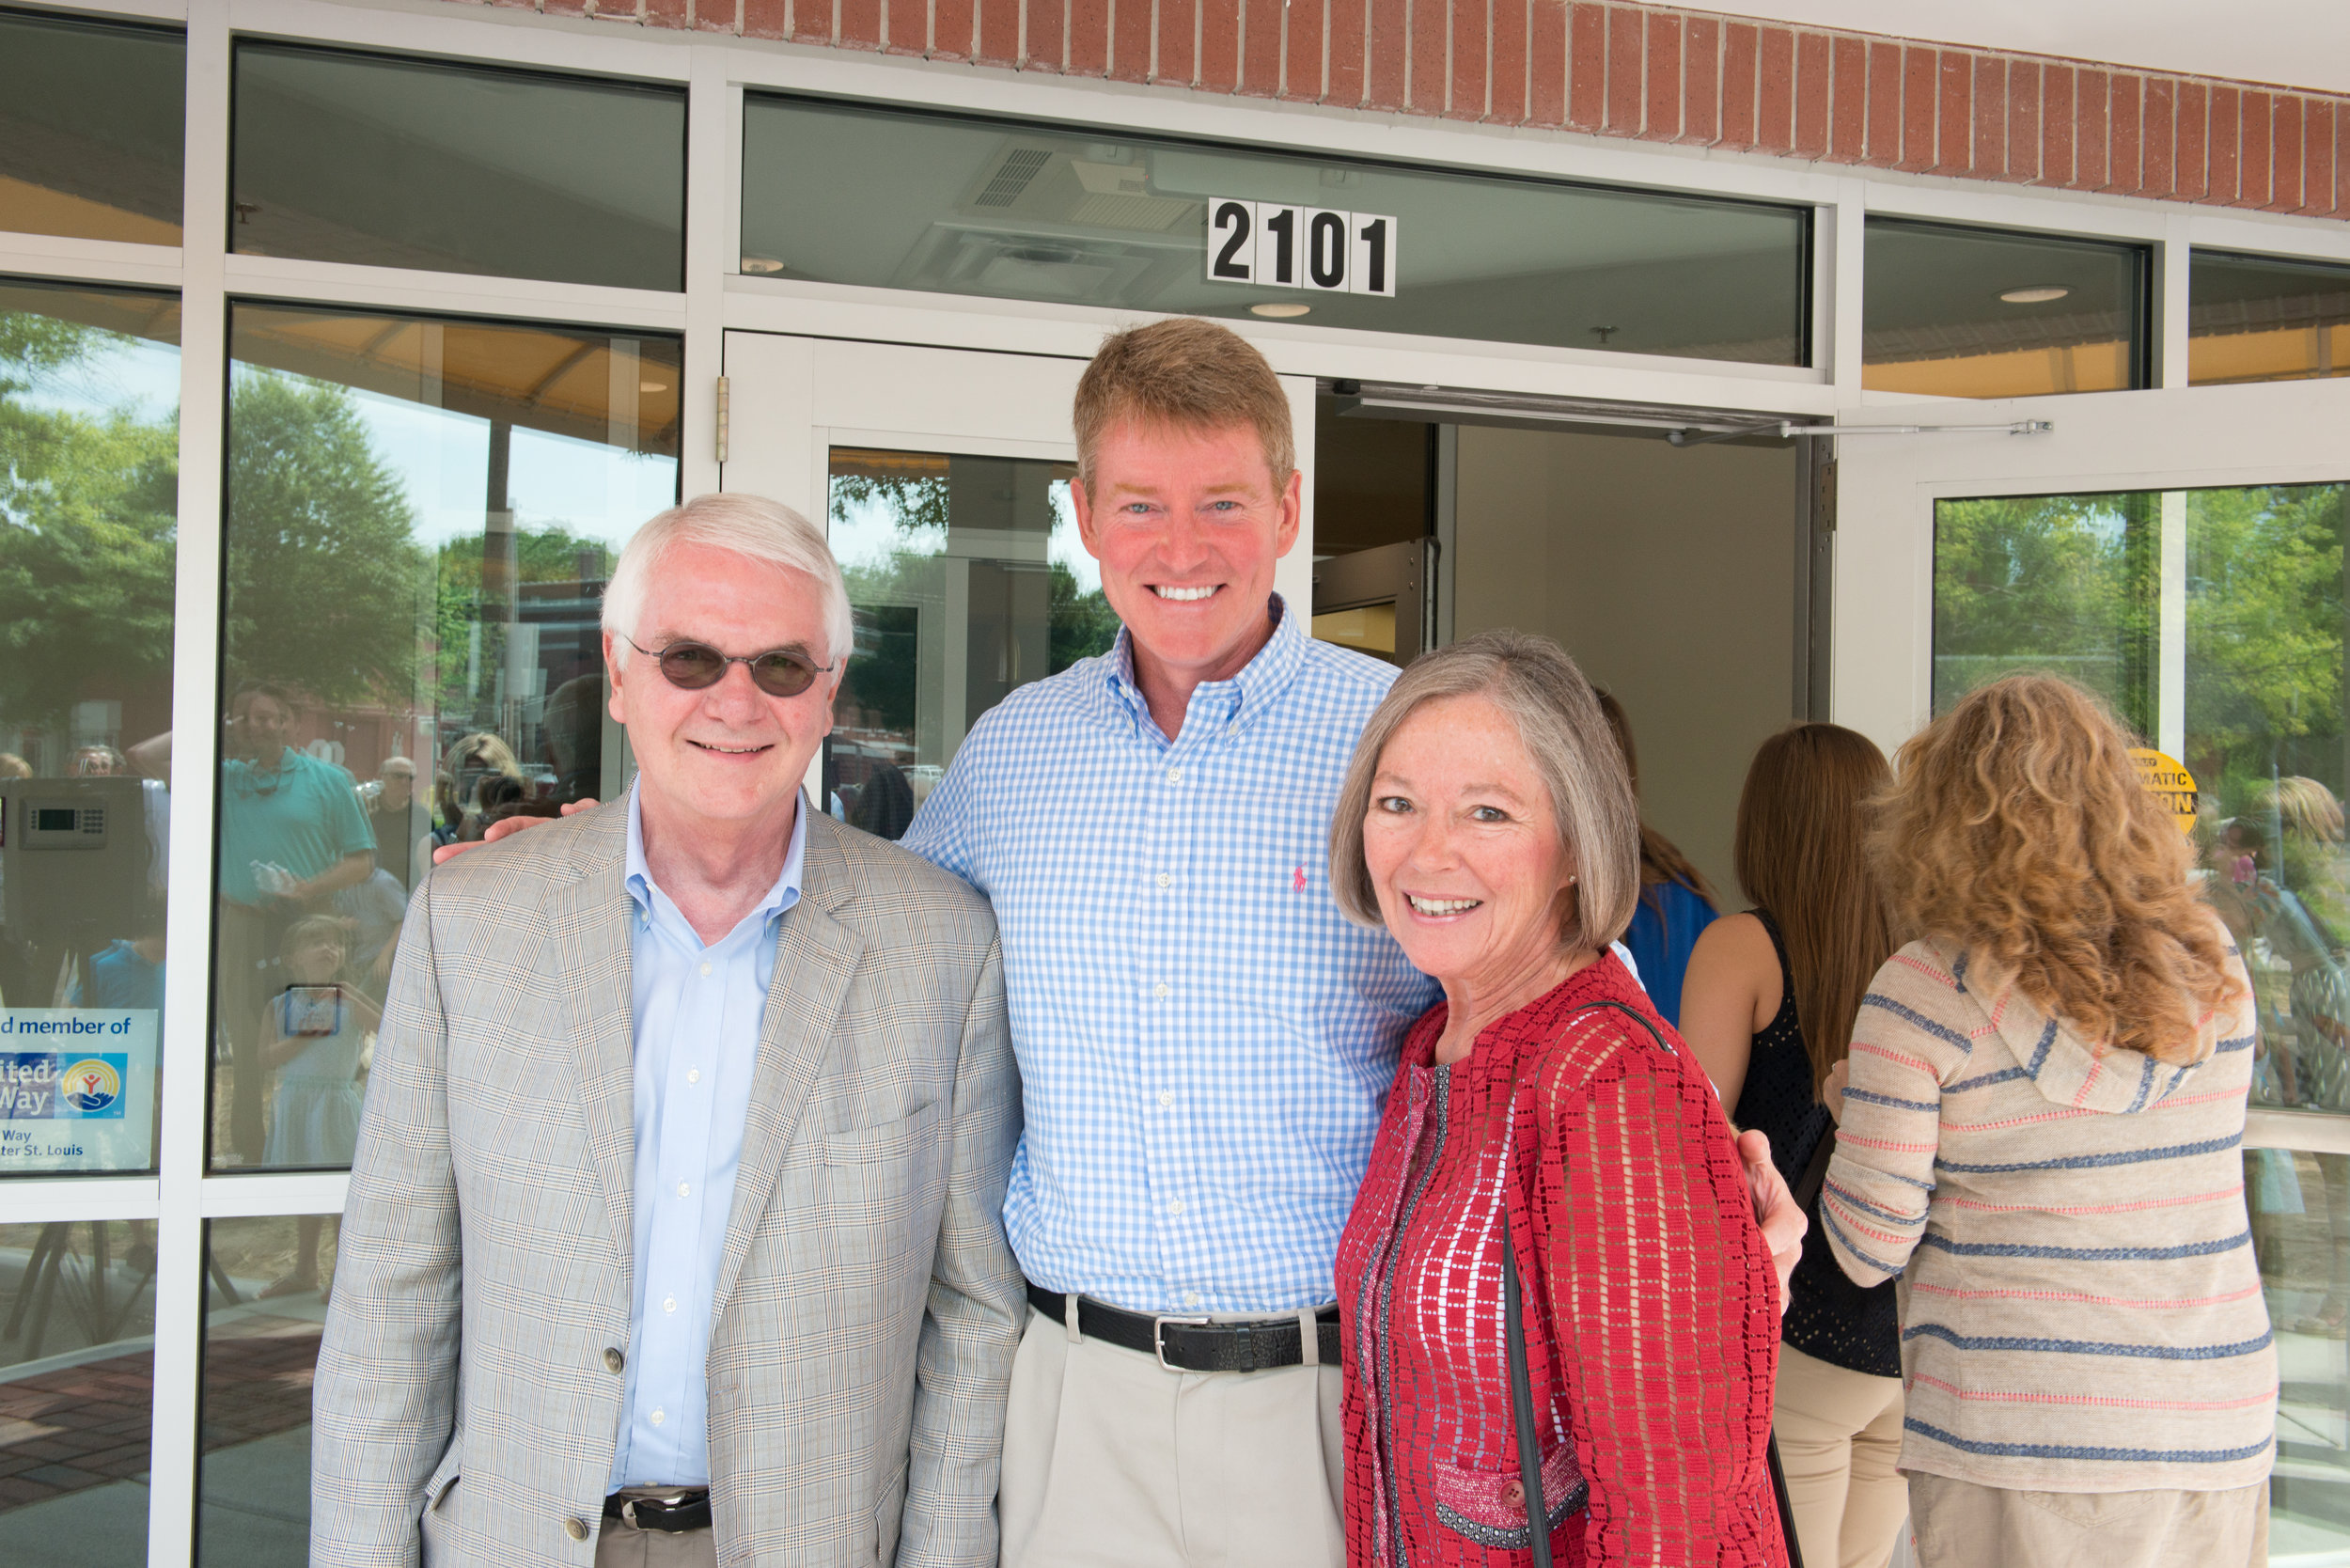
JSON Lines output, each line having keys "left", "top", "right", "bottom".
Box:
{"left": 1311, "top": 398, "right": 1810, "bottom": 902}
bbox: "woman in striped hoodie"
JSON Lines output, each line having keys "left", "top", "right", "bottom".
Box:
{"left": 1822, "top": 675, "right": 2272, "bottom": 1567}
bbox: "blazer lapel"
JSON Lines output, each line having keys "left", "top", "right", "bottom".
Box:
{"left": 551, "top": 805, "right": 640, "bottom": 1266}
{"left": 710, "top": 811, "right": 867, "bottom": 1325}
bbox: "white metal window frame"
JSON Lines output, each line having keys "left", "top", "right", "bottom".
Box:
{"left": 0, "top": 1, "right": 2347, "bottom": 1560}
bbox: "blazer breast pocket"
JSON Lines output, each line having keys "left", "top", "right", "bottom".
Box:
{"left": 822, "top": 1100, "right": 946, "bottom": 1167}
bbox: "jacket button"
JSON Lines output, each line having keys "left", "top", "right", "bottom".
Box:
{"left": 564, "top": 1516, "right": 590, "bottom": 1542}
{"left": 603, "top": 1347, "right": 624, "bottom": 1373}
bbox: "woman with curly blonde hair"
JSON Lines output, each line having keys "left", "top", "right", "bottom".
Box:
{"left": 1822, "top": 675, "right": 2271, "bottom": 1568}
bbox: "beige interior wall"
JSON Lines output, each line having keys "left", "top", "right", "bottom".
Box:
{"left": 1451, "top": 424, "right": 1800, "bottom": 902}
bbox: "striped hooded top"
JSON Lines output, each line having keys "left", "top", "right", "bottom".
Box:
{"left": 1822, "top": 925, "right": 2275, "bottom": 1494}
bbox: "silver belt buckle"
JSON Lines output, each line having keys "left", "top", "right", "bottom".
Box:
{"left": 1152, "top": 1313, "right": 1210, "bottom": 1372}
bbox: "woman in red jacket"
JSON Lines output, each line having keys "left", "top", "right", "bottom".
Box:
{"left": 1329, "top": 630, "right": 1789, "bottom": 1567}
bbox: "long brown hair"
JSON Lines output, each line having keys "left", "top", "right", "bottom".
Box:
{"left": 1871, "top": 676, "right": 2242, "bottom": 1063}
{"left": 1595, "top": 691, "right": 1720, "bottom": 919}
{"left": 1734, "top": 724, "right": 1899, "bottom": 1094}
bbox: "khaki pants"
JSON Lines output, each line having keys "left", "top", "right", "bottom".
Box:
{"left": 1000, "top": 1304, "right": 1345, "bottom": 1568}
{"left": 1774, "top": 1343, "right": 1908, "bottom": 1568}
{"left": 593, "top": 1492, "right": 719, "bottom": 1568}
{"left": 1909, "top": 1472, "right": 2268, "bottom": 1568}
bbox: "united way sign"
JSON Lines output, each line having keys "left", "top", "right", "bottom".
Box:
{"left": 1205, "top": 199, "right": 1398, "bottom": 296}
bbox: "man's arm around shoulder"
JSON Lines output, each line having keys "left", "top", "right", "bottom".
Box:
{"left": 311, "top": 874, "right": 464, "bottom": 1567}
{"left": 897, "top": 931, "right": 1024, "bottom": 1568}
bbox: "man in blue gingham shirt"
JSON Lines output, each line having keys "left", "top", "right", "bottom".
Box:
{"left": 903, "top": 592, "right": 1434, "bottom": 1317}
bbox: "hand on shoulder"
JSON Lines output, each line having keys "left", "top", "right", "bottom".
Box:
{"left": 431, "top": 797, "right": 600, "bottom": 865}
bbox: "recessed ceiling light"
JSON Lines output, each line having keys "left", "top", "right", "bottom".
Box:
{"left": 1999, "top": 285, "right": 2070, "bottom": 304}
{"left": 1250, "top": 302, "right": 1311, "bottom": 318}
{"left": 639, "top": 380, "right": 668, "bottom": 393}
{"left": 740, "top": 257, "right": 785, "bottom": 274}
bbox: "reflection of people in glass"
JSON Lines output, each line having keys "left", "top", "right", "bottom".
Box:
{"left": 332, "top": 866, "right": 408, "bottom": 1004}
{"left": 366, "top": 755, "right": 423, "bottom": 888}
{"left": 258, "top": 915, "right": 379, "bottom": 1300}
{"left": 215, "top": 682, "right": 378, "bottom": 1164}
{"left": 431, "top": 730, "right": 523, "bottom": 847}
{"left": 2211, "top": 779, "right": 2350, "bottom": 1337}
{"left": 71, "top": 744, "right": 128, "bottom": 776}
{"left": 539, "top": 673, "right": 606, "bottom": 803}
{"left": 846, "top": 761, "right": 916, "bottom": 840}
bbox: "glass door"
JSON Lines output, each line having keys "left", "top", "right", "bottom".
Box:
{"left": 1830, "top": 371, "right": 2350, "bottom": 1563}
{"left": 718, "top": 334, "right": 1320, "bottom": 823}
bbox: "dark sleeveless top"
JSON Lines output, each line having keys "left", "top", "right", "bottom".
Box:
{"left": 1730, "top": 909, "right": 1902, "bottom": 1379}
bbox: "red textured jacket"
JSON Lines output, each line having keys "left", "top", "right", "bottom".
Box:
{"left": 1335, "top": 955, "right": 1786, "bottom": 1567}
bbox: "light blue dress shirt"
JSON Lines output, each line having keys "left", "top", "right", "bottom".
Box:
{"left": 608, "top": 782, "right": 806, "bottom": 1489}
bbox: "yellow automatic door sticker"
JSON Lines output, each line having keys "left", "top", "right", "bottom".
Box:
{"left": 2129, "top": 748, "right": 2198, "bottom": 836}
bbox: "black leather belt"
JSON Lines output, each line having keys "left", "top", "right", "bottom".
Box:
{"left": 604, "top": 1489, "right": 711, "bottom": 1532}
{"left": 1026, "top": 1281, "right": 1340, "bottom": 1372}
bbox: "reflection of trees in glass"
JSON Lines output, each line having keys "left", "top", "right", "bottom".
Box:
{"left": 225, "top": 371, "right": 422, "bottom": 706}
{"left": 1935, "top": 484, "right": 2350, "bottom": 809}
{"left": 0, "top": 315, "right": 177, "bottom": 737}
{"left": 1932, "top": 493, "right": 2153, "bottom": 732}
{"left": 833, "top": 469, "right": 1118, "bottom": 683}
{"left": 2187, "top": 486, "right": 2347, "bottom": 794}
{"left": 431, "top": 525, "right": 613, "bottom": 718}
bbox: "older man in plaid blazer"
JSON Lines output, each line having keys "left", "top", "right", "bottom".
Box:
{"left": 311, "top": 494, "right": 1023, "bottom": 1568}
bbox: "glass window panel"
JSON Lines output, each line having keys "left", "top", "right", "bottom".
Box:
{"left": 744, "top": 96, "right": 1810, "bottom": 365}
{"left": 825, "top": 447, "right": 1116, "bottom": 838}
{"left": 212, "top": 304, "right": 680, "bottom": 1170}
{"left": 1865, "top": 217, "right": 2147, "bottom": 397}
{"left": 0, "top": 279, "right": 180, "bottom": 1178}
{"left": 2191, "top": 249, "right": 2350, "bottom": 386}
{"left": 232, "top": 43, "right": 685, "bottom": 291}
{"left": 197, "top": 1216, "right": 333, "bottom": 1565}
{"left": 0, "top": 11, "right": 183, "bottom": 246}
{"left": 1937, "top": 485, "right": 2350, "bottom": 1555}
{"left": 0, "top": 1219, "right": 157, "bottom": 1565}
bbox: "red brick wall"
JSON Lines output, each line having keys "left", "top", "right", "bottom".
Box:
{"left": 522, "top": 0, "right": 2350, "bottom": 219}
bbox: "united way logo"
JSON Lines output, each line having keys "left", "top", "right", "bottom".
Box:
{"left": 60, "top": 1058, "right": 120, "bottom": 1114}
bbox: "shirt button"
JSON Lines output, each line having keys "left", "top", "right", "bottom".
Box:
{"left": 1167, "top": 1199, "right": 1184, "bottom": 1215}
{"left": 603, "top": 1347, "right": 624, "bottom": 1373}
{"left": 650, "top": 1407, "right": 666, "bottom": 1427}
{"left": 565, "top": 1516, "right": 591, "bottom": 1542}
{"left": 677, "top": 1181, "right": 691, "bottom": 1198}
{"left": 687, "top": 1068, "right": 700, "bottom": 1084}
{"left": 1183, "top": 1291, "right": 1201, "bottom": 1308}
{"left": 1153, "top": 982, "right": 1169, "bottom": 999}
{"left": 1155, "top": 872, "right": 1172, "bottom": 888}
{"left": 699, "top": 962, "right": 712, "bottom": 977}
{"left": 1166, "top": 767, "right": 1183, "bottom": 784}
{"left": 663, "top": 1295, "right": 678, "bottom": 1314}
{"left": 1158, "top": 1090, "right": 1175, "bottom": 1108}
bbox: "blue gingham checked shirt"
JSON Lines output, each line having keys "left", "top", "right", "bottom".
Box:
{"left": 901, "top": 597, "right": 1440, "bottom": 1313}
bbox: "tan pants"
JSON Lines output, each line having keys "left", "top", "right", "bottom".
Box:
{"left": 1774, "top": 1343, "right": 1908, "bottom": 1568}
{"left": 1000, "top": 1304, "right": 1345, "bottom": 1568}
{"left": 593, "top": 1492, "right": 719, "bottom": 1568}
{"left": 1909, "top": 1472, "right": 2268, "bottom": 1568}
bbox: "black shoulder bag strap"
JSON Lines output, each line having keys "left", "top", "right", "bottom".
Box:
{"left": 1496, "top": 998, "right": 1806, "bottom": 1568}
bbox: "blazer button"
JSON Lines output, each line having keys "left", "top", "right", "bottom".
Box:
{"left": 603, "top": 1347, "right": 624, "bottom": 1373}
{"left": 564, "top": 1516, "right": 590, "bottom": 1542}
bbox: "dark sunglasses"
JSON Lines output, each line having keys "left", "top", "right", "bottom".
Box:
{"left": 621, "top": 634, "right": 835, "bottom": 698}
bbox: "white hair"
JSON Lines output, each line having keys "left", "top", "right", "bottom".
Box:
{"left": 601, "top": 493, "right": 854, "bottom": 665}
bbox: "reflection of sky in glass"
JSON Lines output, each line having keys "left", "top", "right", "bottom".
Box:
{"left": 13, "top": 335, "right": 180, "bottom": 423}
{"left": 346, "top": 386, "right": 679, "bottom": 549}
{"left": 827, "top": 474, "right": 1103, "bottom": 598}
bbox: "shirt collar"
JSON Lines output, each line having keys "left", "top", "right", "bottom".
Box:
{"left": 623, "top": 778, "right": 807, "bottom": 936}
{"left": 1099, "top": 591, "right": 1308, "bottom": 739}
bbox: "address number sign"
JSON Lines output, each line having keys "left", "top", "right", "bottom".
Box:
{"left": 1206, "top": 199, "right": 1398, "bottom": 296}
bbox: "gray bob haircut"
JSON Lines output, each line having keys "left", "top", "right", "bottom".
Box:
{"left": 601, "top": 493, "right": 854, "bottom": 663}
{"left": 1328, "top": 629, "right": 1640, "bottom": 953}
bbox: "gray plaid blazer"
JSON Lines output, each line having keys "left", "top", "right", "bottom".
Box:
{"left": 311, "top": 800, "right": 1023, "bottom": 1568}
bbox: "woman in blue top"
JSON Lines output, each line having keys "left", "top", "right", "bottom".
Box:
{"left": 1597, "top": 690, "right": 1720, "bottom": 1026}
